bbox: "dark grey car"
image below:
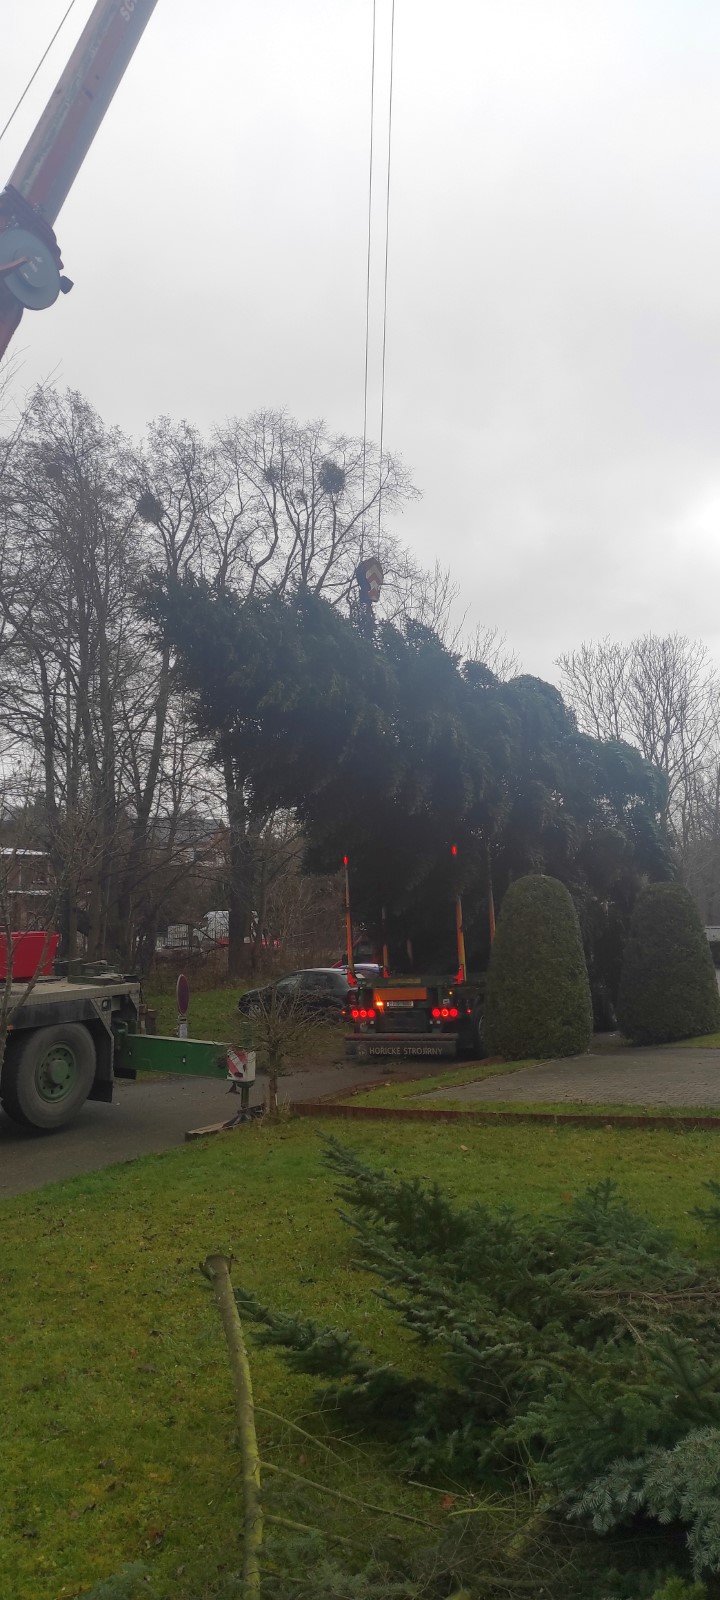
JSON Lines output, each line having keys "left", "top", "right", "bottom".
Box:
{"left": 237, "top": 967, "right": 353, "bottom": 1021}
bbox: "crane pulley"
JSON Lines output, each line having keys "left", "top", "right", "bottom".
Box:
{"left": 0, "top": 0, "right": 160, "bottom": 359}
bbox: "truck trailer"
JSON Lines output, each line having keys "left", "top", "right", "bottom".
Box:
{"left": 345, "top": 973, "right": 484, "bottom": 1061}
{"left": 1, "top": 964, "right": 230, "bottom": 1131}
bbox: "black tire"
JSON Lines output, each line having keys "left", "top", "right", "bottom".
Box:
{"left": 1, "top": 1024, "right": 96, "bottom": 1131}
{"left": 471, "top": 1008, "right": 485, "bottom": 1059}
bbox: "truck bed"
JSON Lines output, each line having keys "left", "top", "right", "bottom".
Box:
{"left": 8, "top": 974, "right": 141, "bottom": 1031}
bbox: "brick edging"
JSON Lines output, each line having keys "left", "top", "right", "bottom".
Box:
{"left": 287, "top": 1101, "right": 720, "bottom": 1132}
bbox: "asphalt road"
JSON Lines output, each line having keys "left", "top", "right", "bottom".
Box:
{"left": 0, "top": 1060, "right": 403, "bottom": 1198}
{"left": 426, "top": 1047, "right": 720, "bottom": 1108}
{"left": 7, "top": 1046, "right": 719, "bottom": 1201}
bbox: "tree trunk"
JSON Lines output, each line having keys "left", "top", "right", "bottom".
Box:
{"left": 223, "top": 752, "right": 254, "bottom": 980}
{"left": 200, "top": 1256, "right": 263, "bottom": 1599}
{"left": 112, "top": 648, "right": 173, "bottom": 963}
{"left": 248, "top": 823, "right": 268, "bottom": 978}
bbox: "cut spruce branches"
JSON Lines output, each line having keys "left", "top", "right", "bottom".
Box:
{"left": 234, "top": 1138, "right": 720, "bottom": 1579}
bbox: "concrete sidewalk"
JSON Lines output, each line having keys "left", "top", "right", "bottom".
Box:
{"left": 425, "top": 1046, "right": 720, "bottom": 1109}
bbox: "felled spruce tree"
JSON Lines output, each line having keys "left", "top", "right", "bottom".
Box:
{"left": 235, "top": 1140, "right": 720, "bottom": 1579}
{"left": 484, "top": 873, "right": 593, "bottom": 1058}
{"left": 83, "top": 1567, "right": 147, "bottom": 1600}
{"left": 617, "top": 883, "right": 720, "bottom": 1045}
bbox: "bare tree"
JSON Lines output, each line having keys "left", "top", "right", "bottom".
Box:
{"left": 242, "top": 984, "right": 326, "bottom": 1115}
{"left": 463, "top": 621, "right": 519, "bottom": 681}
{"left": 0, "top": 391, "right": 222, "bottom": 966}
{"left": 0, "top": 776, "right": 99, "bottom": 1075}
{"left": 558, "top": 633, "right": 720, "bottom": 851}
{"left": 0, "top": 387, "right": 459, "bottom": 981}
{"left": 213, "top": 408, "right": 417, "bottom": 603}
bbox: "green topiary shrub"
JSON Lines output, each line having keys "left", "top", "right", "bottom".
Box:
{"left": 617, "top": 884, "right": 720, "bottom": 1045}
{"left": 484, "top": 873, "right": 593, "bottom": 1059}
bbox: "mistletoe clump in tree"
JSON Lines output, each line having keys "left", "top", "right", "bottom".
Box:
{"left": 484, "top": 873, "right": 593, "bottom": 1058}
{"left": 617, "top": 883, "right": 720, "bottom": 1045}
{"left": 235, "top": 1142, "right": 720, "bottom": 1586}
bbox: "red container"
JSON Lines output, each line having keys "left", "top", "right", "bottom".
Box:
{"left": 0, "top": 931, "right": 60, "bottom": 981}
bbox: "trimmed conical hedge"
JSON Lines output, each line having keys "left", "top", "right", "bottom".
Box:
{"left": 617, "top": 882, "right": 720, "bottom": 1044}
{"left": 484, "top": 874, "right": 593, "bottom": 1059}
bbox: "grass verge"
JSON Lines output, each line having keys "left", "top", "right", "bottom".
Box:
{"left": 143, "top": 985, "right": 346, "bottom": 1075}
{"left": 339, "top": 1058, "right": 534, "bottom": 1106}
{"left": 144, "top": 984, "right": 243, "bottom": 1043}
{"left": 3, "top": 1116, "right": 720, "bottom": 1599}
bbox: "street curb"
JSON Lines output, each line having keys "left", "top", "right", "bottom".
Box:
{"left": 286, "top": 1101, "right": 720, "bottom": 1132}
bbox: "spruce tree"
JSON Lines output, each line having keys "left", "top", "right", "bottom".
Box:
{"left": 617, "top": 883, "right": 720, "bottom": 1045}
{"left": 484, "top": 873, "right": 593, "bottom": 1058}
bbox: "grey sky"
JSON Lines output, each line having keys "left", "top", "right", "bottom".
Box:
{"left": 3, "top": 0, "right": 720, "bottom": 680}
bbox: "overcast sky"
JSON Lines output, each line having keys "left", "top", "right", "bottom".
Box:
{"left": 3, "top": 0, "right": 720, "bottom": 681}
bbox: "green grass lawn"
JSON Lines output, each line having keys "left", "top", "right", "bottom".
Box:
{"left": 3, "top": 1116, "right": 720, "bottom": 1599}
{"left": 343, "top": 1067, "right": 720, "bottom": 1119}
{"left": 143, "top": 984, "right": 346, "bottom": 1074}
{"left": 145, "top": 983, "right": 244, "bottom": 1043}
{"left": 341, "top": 1059, "right": 535, "bottom": 1106}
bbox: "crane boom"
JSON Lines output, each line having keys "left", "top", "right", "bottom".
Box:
{"left": 0, "top": 0, "right": 160, "bottom": 359}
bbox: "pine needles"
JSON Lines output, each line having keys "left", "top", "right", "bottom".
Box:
{"left": 236, "top": 1139, "right": 720, "bottom": 1580}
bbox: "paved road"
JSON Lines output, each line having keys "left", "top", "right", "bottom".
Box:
{"left": 0, "top": 1059, "right": 416, "bottom": 1198}
{"left": 8, "top": 1046, "right": 719, "bottom": 1200}
{"left": 426, "top": 1047, "right": 720, "bottom": 1108}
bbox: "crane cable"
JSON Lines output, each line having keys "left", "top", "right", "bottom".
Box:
{"left": 376, "top": 0, "right": 396, "bottom": 554}
{"left": 360, "top": 0, "right": 378, "bottom": 554}
{"left": 0, "top": 0, "right": 80, "bottom": 151}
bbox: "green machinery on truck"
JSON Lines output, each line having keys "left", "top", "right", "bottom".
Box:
{"left": 1, "top": 966, "right": 235, "bottom": 1132}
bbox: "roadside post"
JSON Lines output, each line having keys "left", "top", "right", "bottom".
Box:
{"left": 451, "top": 844, "right": 467, "bottom": 984}
{"left": 223, "top": 1047, "right": 258, "bottom": 1125}
{"left": 176, "top": 972, "right": 190, "bottom": 1039}
{"left": 343, "top": 855, "right": 355, "bottom": 977}
{"left": 488, "top": 843, "right": 496, "bottom": 945}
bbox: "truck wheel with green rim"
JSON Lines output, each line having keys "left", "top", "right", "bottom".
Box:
{"left": 1, "top": 1024, "right": 96, "bottom": 1130}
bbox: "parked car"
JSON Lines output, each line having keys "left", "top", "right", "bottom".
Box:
{"left": 337, "top": 961, "right": 381, "bottom": 981}
{"left": 237, "top": 967, "right": 354, "bottom": 1021}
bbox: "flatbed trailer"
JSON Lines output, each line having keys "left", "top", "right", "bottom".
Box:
{"left": 344, "top": 973, "right": 484, "bottom": 1062}
{"left": 1, "top": 968, "right": 230, "bottom": 1131}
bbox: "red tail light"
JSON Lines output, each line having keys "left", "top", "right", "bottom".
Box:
{"left": 449, "top": 1006, "right": 459, "bottom": 1018}
{"left": 432, "top": 1007, "right": 441, "bottom": 1019}
{"left": 351, "top": 1008, "right": 360, "bottom": 1020}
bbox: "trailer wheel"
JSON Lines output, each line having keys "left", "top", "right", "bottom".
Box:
{"left": 1, "top": 1024, "right": 96, "bottom": 1131}
{"left": 471, "top": 1007, "right": 485, "bottom": 1059}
